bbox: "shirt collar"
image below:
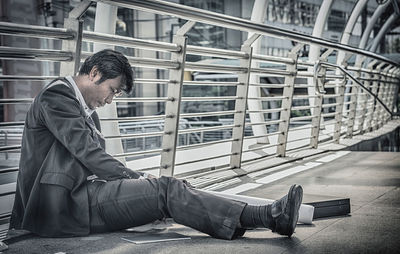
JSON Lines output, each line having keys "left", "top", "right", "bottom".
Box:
{"left": 65, "top": 76, "right": 95, "bottom": 117}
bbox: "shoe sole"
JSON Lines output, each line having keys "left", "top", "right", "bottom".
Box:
{"left": 286, "top": 184, "right": 303, "bottom": 237}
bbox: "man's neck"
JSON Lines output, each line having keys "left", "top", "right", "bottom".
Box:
{"left": 69, "top": 75, "right": 94, "bottom": 116}
{"left": 72, "top": 75, "right": 85, "bottom": 95}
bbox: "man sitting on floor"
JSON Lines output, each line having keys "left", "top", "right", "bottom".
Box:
{"left": 10, "top": 49, "right": 303, "bottom": 240}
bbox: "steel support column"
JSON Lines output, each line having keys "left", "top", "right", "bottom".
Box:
{"left": 276, "top": 44, "right": 303, "bottom": 156}
{"left": 388, "top": 68, "right": 398, "bottom": 113}
{"left": 370, "top": 13, "right": 400, "bottom": 53}
{"left": 59, "top": 0, "right": 90, "bottom": 76}
{"left": 357, "top": 58, "right": 372, "bottom": 133}
{"left": 230, "top": 34, "right": 259, "bottom": 172}
{"left": 310, "top": 50, "right": 332, "bottom": 148}
{"left": 333, "top": 54, "right": 352, "bottom": 143}
{"left": 247, "top": 0, "right": 270, "bottom": 144}
{"left": 346, "top": 60, "right": 364, "bottom": 137}
{"left": 382, "top": 67, "right": 396, "bottom": 124}
{"left": 364, "top": 62, "right": 383, "bottom": 131}
{"left": 307, "top": 0, "right": 333, "bottom": 128}
{"left": 358, "top": 0, "right": 391, "bottom": 50}
{"left": 159, "top": 21, "right": 194, "bottom": 176}
{"left": 336, "top": 0, "right": 368, "bottom": 67}
{"left": 374, "top": 65, "right": 391, "bottom": 129}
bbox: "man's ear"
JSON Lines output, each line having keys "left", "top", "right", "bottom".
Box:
{"left": 89, "top": 66, "right": 98, "bottom": 81}
{"left": 89, "top": 66, "right": 101, "bottom": 83}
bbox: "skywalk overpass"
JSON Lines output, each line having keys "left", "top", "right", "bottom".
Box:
{"left": 0, "top": 0, "right": 399, "bottom": 252}
{"left": 4, "top": 148, "right": 400, "bottom": 253}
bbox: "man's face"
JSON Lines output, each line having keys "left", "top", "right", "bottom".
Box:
{"left": 85, "top": 70, "right": 122, "bottom": 110}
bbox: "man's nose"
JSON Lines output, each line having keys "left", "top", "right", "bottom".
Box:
{"left": 106, "top": 95, "right": 113, "bottom": 104}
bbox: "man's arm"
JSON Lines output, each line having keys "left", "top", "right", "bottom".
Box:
{"left": 38, "top": 84, "right": 141, "bottom": 180}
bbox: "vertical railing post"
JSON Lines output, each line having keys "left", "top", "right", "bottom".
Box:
{"left": 394, "top": 69, "right": 400, "bottom": 114}
{"left": 59, "top": 0, "right": 91, "bottom": 76}
{"left": 333, "top": 77, "right": 347, "bottom": 142}
{"left": 374, "top": 65, "right": 391, "bottom": 129}
{"left": 230, "top": 34, "right": 259, "bottom": 173}
{"left": 383, "top": 66, "right": 396, "bottom": 123}
{"left": 364, "top": 62, "right": 382, "bottom": 132}
{"left": 345, "top": 60, "right": 363, "bottom": 137}
{"left": 388, "top": 67, "right": 397, "bottom": 114}
{"left": 276, "top": 43, "right": 303, "bottom": 156}
{"left": 395, "top": 68, "right": 400, "bottom": 113}
{"left": 372, "top": 71, "right": 383, "bottom": 130}
{"left": 383, "top": 66, "right": 392, "bottom": 123}
{"left": 310, "top": 80, "right": 323, "bottom": 148}
{"left": 310, "top": 49, "right": 333, "bottom": 148}
{"left": 333, "top": 54, "right": 352, "bottom": 143}
{"left": 357, "top": 58, "right": 372, "bottom": 133}
{"left": 4, "top": 131, "right": 8, "bottom": 160}
{"left": 381, "top": 68, "right": 391, "bottom": 124}
{"left": 159, "top": 21, "right": 195, "bottom": 176}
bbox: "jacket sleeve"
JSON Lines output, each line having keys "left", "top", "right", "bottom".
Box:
{"left": 38, "top": 84, "right": 141, "bottom": 180}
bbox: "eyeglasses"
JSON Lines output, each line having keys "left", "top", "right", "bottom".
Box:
{"left": 111, "top": 87, "right": 123, "bottom": 97}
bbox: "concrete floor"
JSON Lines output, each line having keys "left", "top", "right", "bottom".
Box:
{"left": 4, "top": 151, "right": 400, "bottom": 254}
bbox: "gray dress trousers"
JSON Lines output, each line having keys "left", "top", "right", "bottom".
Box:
{"left": 87, "top": 176, "right": 247, "bottom": 240}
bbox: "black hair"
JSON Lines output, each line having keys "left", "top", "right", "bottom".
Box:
{"left": 79, "top": 49, "right": 133, "bottom": 94}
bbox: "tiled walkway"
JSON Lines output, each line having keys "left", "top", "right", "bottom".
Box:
{"left": 4, "top": 151, "right": 400, "bottom": 254}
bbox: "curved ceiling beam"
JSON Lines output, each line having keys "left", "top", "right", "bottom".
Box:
{"left": 307, "top": 0, "right": 333, "bottom": 124}
{"left": 246, "top": 0, "right": 270, "bottom": 144}
{"left": 336, "top": 0, "right": 368, "bottom": 66}
{"left": 359, "top": 0, "right": 391, "bottom": 50}
{"left": 370, "top": 12, "right": 400, "bottom": 53}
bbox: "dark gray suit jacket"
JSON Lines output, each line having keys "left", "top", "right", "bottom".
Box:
{"left": 10, "top": 78, "right": 141, "bottom": 237}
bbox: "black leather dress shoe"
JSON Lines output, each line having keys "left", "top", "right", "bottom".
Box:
{"left": 270, "top": 184, "right": 303, "bottom": 237}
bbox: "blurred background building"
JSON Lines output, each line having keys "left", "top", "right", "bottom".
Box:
{"left": 1, "top": 0, "right": 399, "bottom": 156}
{"left": 1, "top": 0, "right": 399, "bottom": 121}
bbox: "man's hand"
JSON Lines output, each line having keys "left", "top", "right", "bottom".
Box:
{"left": 181, "top": 179, "right": 195, "bottom": 188}
{"left": 139, "top": 172, "right": 157, "bottom": 179}
{"left": 146, "top": 173, "right": 157, "bottom": 179}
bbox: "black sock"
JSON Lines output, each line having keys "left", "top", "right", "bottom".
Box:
{"left": 240, "top": 204, "right": 275, "bottom": 229}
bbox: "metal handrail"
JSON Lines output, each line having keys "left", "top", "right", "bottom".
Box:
{"left": 0, "top": 21, "right": 73, "bottom": 39}
{"left": 0, "top": 75, "right": 58, "bottom": 81}
{"left": 243, "top": 131, "right": 281, "bottom": 140}
{"left": 181, "top": 96, "right": 238, "bottom": 101}
{"left": 101, "top": 115, "right": 165, "bottom": 122}
{"left": 290, "top": 115, "right": 317, "bottom": 122}
{"left": 178, "top": 124, "right": 237, "bottom": 134}
{"left": 246, "top": 108, "right": 284, "bottom": 114}
{"left": 113, "top": 148, "right": 163, "bottom": 158}
{"left": 0, "top": 46, "right": 72, "bottom": 61}
{"left": 105, "top": 131, "right": 164, "bottom": 140}
{"left": 114, "top": 97, "right": 168, "bottom": 103}
{"left": 174, "top": 152, "right": 232, "bottom": 167}
{"left": 0, "top": 0, "right": 398, "bottom": 180}
{"left": 94, "top": 0, "right": 400, "bottom": 66}
{"left": 0, "top": 99, "right": 33, "bottom": 104}
{"left": 0, "top": 121, "right": 25, "bottom": 127}
{"left": 250, "top": 83, "right": 289, "bottom": 88}
{"left": 176, "top": 138, "right": 236, "bottom": 151}
{"left": 185, "top": 62, "right": 246, "bottom": 73}
{"left": 321, "top": 61, "right": 396, "bottom": 117}
{"left": 83, "top": 30, "right": 180, "bottom": 52}
{"left": 0, "top": 145, "right": 21, "bottom": 152}
{"left": 246, "top": 120, "right": 284, "bottom": 126}
{"left": 243, "top": 143, "right": 281, "bottom": 153}
{"left": 180, "top": 110, "right": 237, "bottom": 118}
